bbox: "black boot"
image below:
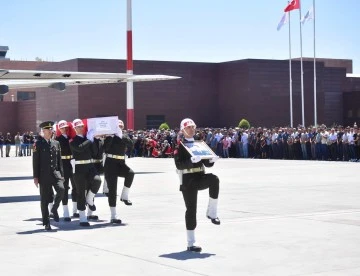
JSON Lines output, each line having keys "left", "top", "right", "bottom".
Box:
{"left": 110, "top": 218, "right": 122, "bottom": 224}
{"left": 44, "top": 222, "right": 52, "bottom": 231}
{"left": 120, "top": 199, "right": 132, "bottom": 206}
{"left": 187, "top": 246, "right": 202, "bottom": 253}
{"left": 207, "top": 216, "right": 221, "bottom": 225}
{"left": 51, "top": 207, "right": 60, "bottom": 222}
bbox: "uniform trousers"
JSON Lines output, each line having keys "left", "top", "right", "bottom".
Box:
{"left": 73, "top": 168, "right": 101, "bottom": 211}
{"left": 61, "top": 160, "right": 77, "bottom": 205}
{"left": 105, "top": 163, "right": 134, "bottom": 207}
{"left": 39, "top": 175, "right": 65, "bottom": 225}
{"left": 181, "top": 173, "right": 219, "bottom": 230}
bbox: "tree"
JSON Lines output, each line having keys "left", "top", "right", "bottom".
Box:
{"left": 238, "top": 119, "right": 250, "bottom": 129}
{"left": 159, "top": 122, "right": 170, "bottom": 130}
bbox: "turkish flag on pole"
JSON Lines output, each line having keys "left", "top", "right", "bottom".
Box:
{"left": 284, "top": 0, "right": 300, "bottom": 12}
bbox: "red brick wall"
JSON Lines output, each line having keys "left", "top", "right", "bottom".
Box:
{"left": 17, "top": 100, "right": 36, "bottom": 132}
{"left": 0, "top": 102, "right": 18, "bottom": 135}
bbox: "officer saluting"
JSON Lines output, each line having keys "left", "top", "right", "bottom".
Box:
{"left": 33, "top": 121, "right": 65, "bottom": 231}
{"left": 174, "top": 118, "right": 220, "bottom": 253}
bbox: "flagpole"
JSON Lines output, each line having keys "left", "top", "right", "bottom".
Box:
{"left": 313, "top": 0, "right": 317, "bottom": 127}
{"left": 289, "top": 11, "right": 293, "bottom": 128}
{"left": 299, "top": 3, "right": 305, "bottom": 127}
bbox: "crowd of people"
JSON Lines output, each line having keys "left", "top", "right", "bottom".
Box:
{"left": 0, "top": 131, "right": 35, "bottom": 157}
{"left": 116, "top": 123, "right": 360, "bottom": 162}
{"left": 2, "top": 123, "right": 359, "bottom": 162}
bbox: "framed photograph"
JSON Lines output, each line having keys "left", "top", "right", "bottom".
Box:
{"left": 87, "top": 116, "right": 119, "bottom": 136}
{"left": 181, "top": 140, "right": 217, "bottom": 159}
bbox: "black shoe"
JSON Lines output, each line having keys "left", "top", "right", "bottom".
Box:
{"left": 87, "top": 215, "right": 98, "bottom": 220}
{"left": 207, "top": 216, "right": 221, "bottom": 225}
{"left": 51, "top": 207, "right": 59, "bottom": 222}
{"left": 87, "top": 204, "right": 96, "bottom": 211}
{"left": 187, "top": 246, "right": 202, "bottom": 253}
{"left": 103, "top": 192, "right": 109, "bottom": 197}
{"left": 44, "top": 223, "right": 52, "bottom": 231}
{"left": 73, "top": 213, "right": 80, "bottom": 218}
{"left": 110, "top": 218, "right": 122, "bottom": 224}
{"left": 64, "top": 217, "right": 71, "bottom": 222}
{"left": 120, "top": 199, "right": 132, "bottom": 206}
{"left": 79, "top": 222, "right": 90, "bottom": 227}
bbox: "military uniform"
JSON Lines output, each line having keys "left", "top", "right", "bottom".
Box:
{"left": 104, "top": 133, "right": 135, "bottom": 205}
{"left": 32, "top": 122, "right": 65, "bottom": 230}
{"left": 56, "top": 130, "right": 77, "bottom": 220}
{"left": 70, "top": 132, "right": 101, "bottom": 226}
{"left": 174, "top": 118, "right": 220, "bottom": 253}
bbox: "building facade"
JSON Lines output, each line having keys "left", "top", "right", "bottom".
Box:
{"left": 0, "top": 57, "right": 359, "bottom": 134}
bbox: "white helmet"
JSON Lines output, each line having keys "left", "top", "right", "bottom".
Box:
{"left": 180, "top": 118, "right": 196, "bottom": 130}
{"left": 72, "top": 118, "right": 84, "bottom": 128}
{"left": 58, "top": 120, "right": 68, "bottom": 129}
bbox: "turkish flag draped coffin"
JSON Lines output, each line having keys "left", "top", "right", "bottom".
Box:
{"left": 55, "top": 119, "right": 88, "bottom": 139}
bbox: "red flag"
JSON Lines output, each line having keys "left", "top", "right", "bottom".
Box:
{"left": 284, "top": 0, "right": 300, "bottom": 12}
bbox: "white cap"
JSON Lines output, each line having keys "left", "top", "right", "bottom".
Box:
{"left": 58, "top": 120, "right": 68, "bottom": 129}
{"left": 73, "top": 118, "right": 84, "bottom": 128}
{"left": 180, "top": 118, "right": 196, "bottom": 130}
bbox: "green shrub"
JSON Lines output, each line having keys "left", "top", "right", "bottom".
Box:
{"left": 238, "top": 119, "right": 250, "bottom": 129}
{"left": 159, "top": 122, "right": 170, "bottom": 130}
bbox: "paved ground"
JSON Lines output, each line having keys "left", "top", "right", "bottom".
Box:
{"left": 0, "top": 155, "right": 359, "bottom": 276}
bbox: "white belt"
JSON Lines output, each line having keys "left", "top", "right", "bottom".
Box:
{"left": 106, "top": 154, "right": 125, "bottom": 160}
{"left": 182, "top": 167, "right": 204, "bottom": 174}
{"left": 92, "top": 159, "right": 103, "bottom": 163}
{"left": 61, "top": 155, "right": 73, "bottom": 160}
{"left": 75, "top": 159, "right": 92, "bottom": 165}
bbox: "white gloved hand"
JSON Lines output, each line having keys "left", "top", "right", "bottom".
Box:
{"left": 191, "top": 156, "right": 202, "bottom": 163}
{"left": 86, "top": 130, "right": 94, "bottom": 142}
{"left": 209, "top": 156, "right": 219, "bottom": 163}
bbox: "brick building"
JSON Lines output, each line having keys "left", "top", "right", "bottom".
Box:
{"left": 0, "top": 56, "right": 359, "bottom": 134}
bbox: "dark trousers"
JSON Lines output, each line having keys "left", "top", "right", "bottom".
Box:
{"left": 73, "top": 170, "right": 101, "bottom": 211}
{"left": 61, "top": 161, "right": 77, "bottom": 205}
{"left": 0, "top": 145, "right": 3, "bottom": 157}
{"left": 39, "top": 177, "right": 65, "bottom": 225}
{"left": 181, "top": 173, "right": 219, "bottom": 230}
{"left": 105, "top": 164, "right": 135, "bottom": 207}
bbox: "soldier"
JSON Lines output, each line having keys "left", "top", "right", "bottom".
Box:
{"left": 87, "top": 136, "right": 105, "bottom": 220}
{"left": 174, "top": 118, "right": 220, "bottom": 253}
{"left": 33, "top": 121, "right": 65, "bottom": 230}
{"left": 103, "top": 120, "right": 135, "bottom": 206}
{"left": 103, "top": 120, "right": 134, "bottom": 223}
{"left": 69, "top": 119, "right": 101, "bottom": 227}
{"left": 56, "top": 120, "right": 78, "bottom": 221}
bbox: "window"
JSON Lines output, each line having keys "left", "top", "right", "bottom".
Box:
{"left": 347, "top": 109, "right": 353, "bottom": 118}
{"left": 146, "top": 115, "right": 165, "bottom": 129}
{"left": 17, "top": 91, "right": 36, "bottom": 101}
{"left": 357, "top": 108, "right": 360, "bottom": 118}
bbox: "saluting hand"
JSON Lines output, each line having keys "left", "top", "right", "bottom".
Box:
{"left": 34, "top": 178, "right": 39, "bottom": 188}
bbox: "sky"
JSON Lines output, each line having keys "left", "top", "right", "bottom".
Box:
{"left": 1, "top": 0, "right": 359, "bottom": 72}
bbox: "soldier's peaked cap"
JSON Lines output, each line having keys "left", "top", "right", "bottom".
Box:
{"left": 39, "top": 121, "right": 54, "bottom": 129}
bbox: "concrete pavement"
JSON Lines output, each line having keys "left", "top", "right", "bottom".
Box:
{"left": 0, "top": 156, "right": 359, "bottom": 276}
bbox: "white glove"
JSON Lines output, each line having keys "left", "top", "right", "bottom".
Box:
{"left": 191, "top": 156, "right": 202, "bottom": 163}
{"left": 209, "top": 156, "right": 219, "bottom": 163}
{"left": 86, "top": 130, "right": 94, "bottom": 142}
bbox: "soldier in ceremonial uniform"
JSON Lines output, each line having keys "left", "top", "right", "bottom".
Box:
{"left": 174, "top": 118, "right": 220, "bottom": 253}
{"left": 103, "top": 120, "right": 134, "bottom": 223}
{"left": 69, "top": 119, "right": 102, "bottom": 226}
{"left": 104, "top": 120, "right": 135, "bottom": 206}
{"left": 86, "top": 136, "right": 105, "bottom": 220}
{"left": 56, "top": 120, "right": 78, "bottom": 221}
{"left": 33, "top": 121, "right": 65, "bottom": 230}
